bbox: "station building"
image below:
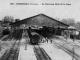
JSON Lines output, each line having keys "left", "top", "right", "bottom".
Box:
{"left": 10, "top": 14, "right": 69, "bottom": 37}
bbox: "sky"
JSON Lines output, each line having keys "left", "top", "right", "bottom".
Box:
{"left": 0, "top": 0, "right": 80, "bottom": 22}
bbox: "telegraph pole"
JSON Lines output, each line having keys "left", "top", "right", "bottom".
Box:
{"left": 24, "top": 24, "right": 27, "bottom": 50}
{"left": 72, "top": 30, "right": 75, "bottom": 60}
{"left": 72, "top": 36, "right": 74, "bottom": 60}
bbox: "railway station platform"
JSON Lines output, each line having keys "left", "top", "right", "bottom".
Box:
{"left": 18, "top": 38, "right": 36, "bottom": 60}
{"left": 40, "top": 43, "right": 74, "bottom": 60}
{"left": 18, "top": 45, "right": 36, "bottom": 60}
{"left": 18, "top": 37, "right": 78, "bottom": 60}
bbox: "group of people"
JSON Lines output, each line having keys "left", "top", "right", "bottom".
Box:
{"left": 41, "top": 37, "right": 53, "bottom": 43}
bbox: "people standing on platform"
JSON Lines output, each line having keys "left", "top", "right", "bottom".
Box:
{"left": 50, "top": 39, "right": 53, "bottom": 43}
{"left": 46, "top": 37, "right": 48, "bottom": 43}
{"left": 41, "top": 37, "right": 45, "bottom": 43}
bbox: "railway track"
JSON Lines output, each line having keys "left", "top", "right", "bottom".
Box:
{"left": 0, "top": 30, "right": 23, "bottom": 60}
{"left": 53, "top": 36, "right": 80, "bottom": 48}
{"left": 0, "top": 35, "right": 9, "bottom": 40}
{"left": 34, "top": 30, "right": 80, "bottom": 60}
{"left": 1, "top": 35, "right": 11, "bottom": 41}
{"left": 33, "top": 45, "right": 52, "bottom": 60}
{"left": 0, "top": 40, "right": 20, "bottom": 60}
{"left": 51, "top": 39, "right": 80, "bottom": 60}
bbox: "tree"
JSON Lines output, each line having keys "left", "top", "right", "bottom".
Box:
{"left": 61, "top": 18, "right": 76, "bottom": 26}
{"left": 61, "top": 18, "right": 80, "bottom": 30}
{"left": 2, "top": 16, "right": 15, "bottom": 27}
{"left": 0, "top": 20, "right": 3, "bottom": 26}
{"left": 75, "top": 21, "right": 80, "bottom": 30}
{"left": 2, "top": 16, "right": 14, "bottom": 23}
{"left": 15, "top": 19, "right": 20, "bottom": 22}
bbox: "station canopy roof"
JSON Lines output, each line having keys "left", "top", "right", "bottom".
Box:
{"left": 10, "top": 14, "right": 69, "bottom": 28}
{"left": 68, "top": 26, "right": 77, "bottom": 30}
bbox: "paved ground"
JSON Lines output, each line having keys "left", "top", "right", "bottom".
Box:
{"left": 18, "top": 38, "right": 36, "bottom": 60}
{"left": 40, "top": 43, "right": 74, "bottom": 60}
{"left": 18, "top": 37, "right": 80, "bottom": 60}
{"left": 0, "top": 35, "right": 80, "bottom": 60}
